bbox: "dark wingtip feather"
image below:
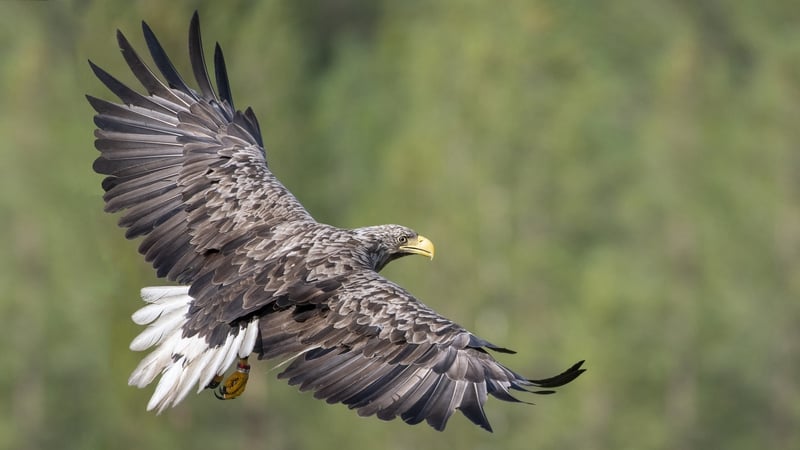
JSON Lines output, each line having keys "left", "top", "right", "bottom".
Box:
{"left": 213, "top": 42, "right": 234, "bottom": 108}
{"left": 529, "top": 360, "right": 586, "bottom": 388}
{"left": 115, "top": 26, "right": 179, "bottom": 105}
{"left": 85, "top": 94, "right": 105, "bottom": 113}
{"left": 87, "top": 60, "right": 140, "bottom": 106}
{"left": 460, "top": 408, "right": 493, "bottom": 432}
{"left": 87, "top": 59, "right": 108, "bottom": 80}
{"left": 243, "top": 107, "right": 264, "bottom": 147}
{"left": 142, "top": 19, "right": 195, "bottom": 97}
{"left": 458, "top": 385, "right": 492, "bottom": 432}
{"left": 487, "top": 344, "right": 516, "bottom": 354}
{"left": 188, "top": 10, "right": 217, "bottom": 100}
{"left": 467, "top": 335, "right": 516, "bottom": 354}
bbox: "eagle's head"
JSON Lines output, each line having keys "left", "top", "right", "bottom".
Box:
{"left": 353, "top": 224, "right": 435, "bottom": 271}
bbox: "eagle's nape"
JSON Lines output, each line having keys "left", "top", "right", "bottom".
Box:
{"left": 89, "top": 11, "right": 585, "bottom": 432}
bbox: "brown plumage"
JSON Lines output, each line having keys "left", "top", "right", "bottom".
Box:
{"left": 88, "top": 11, "right": 584, "bottom": 432}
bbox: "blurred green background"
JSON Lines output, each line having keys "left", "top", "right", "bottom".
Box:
{"left": 2, "top": 0, "right": 800, "bottom": 449}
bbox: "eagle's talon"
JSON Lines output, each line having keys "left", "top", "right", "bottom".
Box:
{"left": 206, "top": 374, "right": 224, "bottom": 390}
{"left": 213, "top": 358, "right": 250, "bottom": 400}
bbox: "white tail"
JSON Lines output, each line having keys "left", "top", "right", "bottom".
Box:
{"left": 128, "top": 286, "right": 260, "bottom": 413}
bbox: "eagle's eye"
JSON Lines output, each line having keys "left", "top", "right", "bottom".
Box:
{"left": 397, "top": 235, "right": 408, "bottom": 244}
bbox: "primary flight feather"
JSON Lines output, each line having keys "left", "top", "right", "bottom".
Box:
{"left": 88, "top": 11, "right": 585, "bottom": 432}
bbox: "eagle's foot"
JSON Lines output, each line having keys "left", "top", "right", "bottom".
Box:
{"left": 214, "top": 358, "right": 250, "bottom": 400}
{"left": 206, "top": 374, "right": 224, "bottom": 390}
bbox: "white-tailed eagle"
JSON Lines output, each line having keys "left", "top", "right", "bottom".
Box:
{"left": 88, "top": 12, "right": 584, "bottom": 432}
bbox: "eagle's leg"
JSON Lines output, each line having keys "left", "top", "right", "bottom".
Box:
{"left": 214, "top": 358, "right": 250, "bottom": 400}
{"left": 206, "top": 375, "right": 223, "bottom": 389}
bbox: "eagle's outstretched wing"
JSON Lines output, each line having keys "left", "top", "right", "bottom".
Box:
{"left": 258, "top": 270, "right": 585, "bottom": 432}
{"left": 89, "top": 12, "right": 313, "bottom": 285}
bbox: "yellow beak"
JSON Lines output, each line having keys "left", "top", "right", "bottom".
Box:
{"left": 399, "top": 235, "right": 435, "bottom": 260}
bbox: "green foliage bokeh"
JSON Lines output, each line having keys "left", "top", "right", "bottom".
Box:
{"left": 2, "top": 1, "right": 800, "bottom": 449}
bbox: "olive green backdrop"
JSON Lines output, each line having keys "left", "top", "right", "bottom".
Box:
{"left": 2, "top": 1, "right": 799, "bottom": 449}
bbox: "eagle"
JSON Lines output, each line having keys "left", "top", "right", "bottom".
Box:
{"left": 87, "top": 12, "right": 585, "bottom": 432}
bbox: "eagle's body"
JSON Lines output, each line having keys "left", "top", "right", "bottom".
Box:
{"left": 88, "top": 12, "right": 584, "bottom": 432}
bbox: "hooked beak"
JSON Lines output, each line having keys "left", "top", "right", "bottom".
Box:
{"left": 399, "top": 235, "right": 435, "bottom": 260}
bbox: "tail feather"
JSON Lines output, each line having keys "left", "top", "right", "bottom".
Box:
{"left": 131, "top": 294, "right": 189, "bottom": 325}
{"left": 130, "top": 306, "right": 187, "bottom": 351}
{"left": 128, "top": 286, "right": 260, "bottom": 413}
